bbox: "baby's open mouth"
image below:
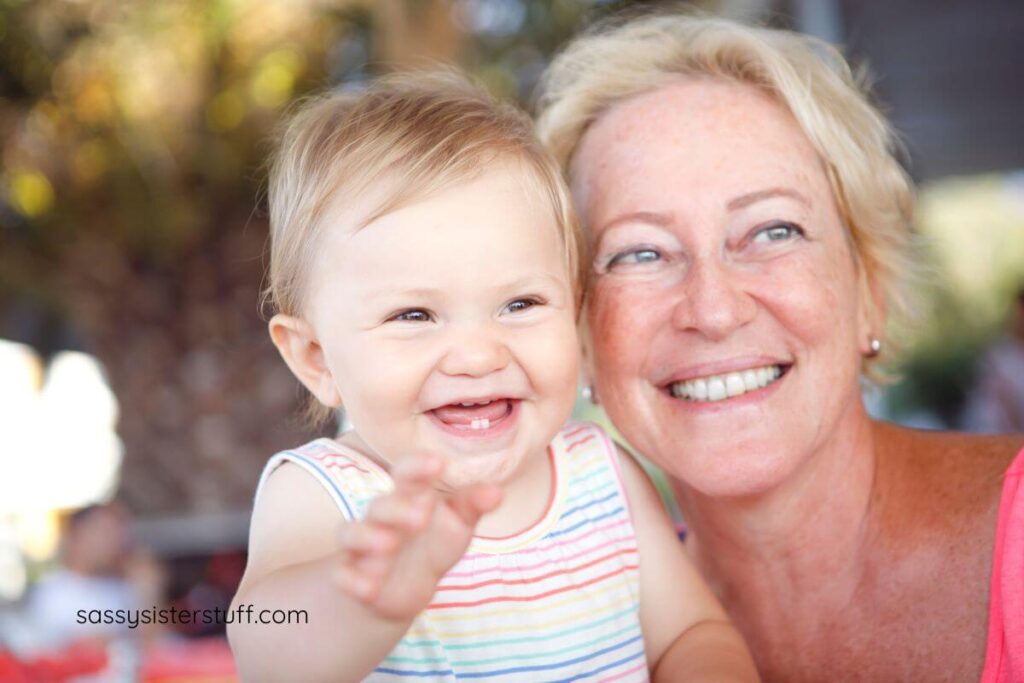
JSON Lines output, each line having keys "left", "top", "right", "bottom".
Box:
{"left": 431, "top": 398, "right": 515, "bottom": 431}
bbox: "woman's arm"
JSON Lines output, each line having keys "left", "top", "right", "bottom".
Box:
{"left": 615, "top": 445, "right": 760, "bottom": 682}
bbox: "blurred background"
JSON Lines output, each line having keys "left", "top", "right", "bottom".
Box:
{"left": 0, "top": 0, "right": 1021, "bottom": 680}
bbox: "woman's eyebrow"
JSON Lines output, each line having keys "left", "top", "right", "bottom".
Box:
{"left": 727, "top": 187, "right": 810, "bottom": 210}
{"left": 596, "top": 210, "right": 674, "bottom": 234}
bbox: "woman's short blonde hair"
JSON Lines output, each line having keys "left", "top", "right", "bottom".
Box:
{"left": 535, "top": 10, "right": 918, "bottom": 376}
{"left": 265, "top": 69, "right": 584, "bottom": 424}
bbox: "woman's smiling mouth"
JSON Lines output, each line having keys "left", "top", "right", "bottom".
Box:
{"left": 666, "top": 364, "right": 791, "bottom": 403}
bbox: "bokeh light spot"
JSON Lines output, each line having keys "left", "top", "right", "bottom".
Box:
{"left": 207, "top": 89, "right": 246, "bottom": 131}
{"left": 250, "top": 49, "right": 305, "bottom": 109}
{"left": 9, "top": 171, "right": 56, "bottom": 218}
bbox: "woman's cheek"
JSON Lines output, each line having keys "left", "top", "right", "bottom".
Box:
{"left": 587, "top": 279, "right": 661, "bottom": 366}
{"left": 770, "top": 253, "right": 860, "bottom": 343}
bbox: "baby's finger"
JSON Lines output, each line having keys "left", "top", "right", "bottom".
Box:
{"left": 353, "top": 548, "right": 398, "bottom": 579}
{"left": 366, "top": 492, "right": 435, "bottom": 532}
{"left": 390, "top": 455, "right": 445, "bottom": 495}
{"left": 447, "top": 484, "right": 503, "bottom": 528}
{"left": 333, "top": 564, "right": 380, "bottom": 603}
{"left": 338, "top": 521, "right": 399, "bottom": 555}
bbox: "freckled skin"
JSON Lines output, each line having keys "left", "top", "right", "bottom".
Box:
{"left": 571, "top": 77, "right": 1023, "bottom": 681}
{"left": 575, "top": 78, "right": 867, "bottom": 497}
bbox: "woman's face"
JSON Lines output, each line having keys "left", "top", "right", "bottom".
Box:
{"left": 572, "top": 78, "right": 874, "bottom": 497}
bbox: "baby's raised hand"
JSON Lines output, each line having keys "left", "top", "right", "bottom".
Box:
{"left": 333, "top": 455, "right": 502, "bottom": 621}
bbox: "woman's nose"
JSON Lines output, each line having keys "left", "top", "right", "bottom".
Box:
{"left": 671, "top": 259, "right": 757, "bottom": 340}
{"left": 438, "top": 324, "right": 512, "bottom": 378}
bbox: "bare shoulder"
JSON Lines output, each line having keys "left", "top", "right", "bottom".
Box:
{"left": 236, "top": 461, "right": 345, "bottom": 596}
{"left": 873, "top": 421, "right": 1023, "bottom": 537}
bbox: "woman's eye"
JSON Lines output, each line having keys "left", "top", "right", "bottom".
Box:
{"left": 390, "top": 309, "right": 432, "bottom": 323}
{"left": 605, "top": 247, "right": 663, "bottom": 270}
{"left": 504, "top": 298, "right": 541, "bottom": 314}
{"left": 752, "top": 222, "right": 804, "bottom": 244}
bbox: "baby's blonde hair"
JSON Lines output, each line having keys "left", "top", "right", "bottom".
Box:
{"left": 265, "top": 69, "right": 584, "bottom": 424}
{"left": 536, "top": 9, "right": 919, "bottom": 377}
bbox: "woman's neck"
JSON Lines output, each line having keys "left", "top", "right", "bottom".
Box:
{"left": 675, "top": 400, "right": 880, "bottom": 606}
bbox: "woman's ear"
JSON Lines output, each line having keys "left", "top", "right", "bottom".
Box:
{"left": 268, "top": 314, "right": 342, "bottom": 407}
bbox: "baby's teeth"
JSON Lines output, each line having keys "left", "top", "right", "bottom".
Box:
{"left": 470, "top": 418, "right": 490, "bottom": 430}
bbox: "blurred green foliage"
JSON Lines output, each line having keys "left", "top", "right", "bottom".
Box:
{"left": 0, "top": 0, "right": 637, "bottom": 280}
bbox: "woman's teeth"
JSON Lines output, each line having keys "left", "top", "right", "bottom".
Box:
{"left": 669, "top": 365, "right": 783, "bottom": 402}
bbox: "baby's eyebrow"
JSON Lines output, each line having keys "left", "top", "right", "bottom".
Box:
{"left": 363, "top": 286, "right": 440, "bottom": 301}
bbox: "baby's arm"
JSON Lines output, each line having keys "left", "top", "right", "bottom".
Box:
{"left": 615, "top": 446, "right": 760, "bottom": 682}
{"left": 228, "top": 456, "right": 500, "bottom": 682}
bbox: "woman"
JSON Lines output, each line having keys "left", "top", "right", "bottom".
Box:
{"left": 536, "top": 11, "right": 1023, "bottom": 682}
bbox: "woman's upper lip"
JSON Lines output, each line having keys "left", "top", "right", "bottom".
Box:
{"left": 658, "top": 356, "right": 793, "bottom": 385}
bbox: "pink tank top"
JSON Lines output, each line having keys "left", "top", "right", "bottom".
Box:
{"left": 981, "top": 447, "right": 1024, "bottom": 683}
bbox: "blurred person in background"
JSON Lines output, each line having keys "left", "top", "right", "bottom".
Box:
{"left": 963, "top": 286, "right": 1024, "bottom": 433}
{"left": 536, "top": 10, "right": 1024, "bottom": 682}
{"left": 19, "top": 503, "right": 164, "bottom": 658}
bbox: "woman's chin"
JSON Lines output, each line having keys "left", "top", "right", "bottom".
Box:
{"left": 663, "top": 444, "right": 802, "bottom": 500}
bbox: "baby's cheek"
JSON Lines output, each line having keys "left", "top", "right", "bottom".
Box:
{"left": 531, "top": 322, "right": 581, "bottom": 397}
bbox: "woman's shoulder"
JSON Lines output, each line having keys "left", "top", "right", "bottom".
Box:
{"left": 874, "top": 422, "right": 1023, "bottom": 535}
{"left": 876, "top": 422, "right": 1022, "bottom": 479}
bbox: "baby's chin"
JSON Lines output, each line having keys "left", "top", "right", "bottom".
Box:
{"left": 435, "top": 449, "right": 525, "bottom": 490}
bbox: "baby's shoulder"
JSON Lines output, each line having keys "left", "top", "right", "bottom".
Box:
{"left": 258, "top": 437, "right": 393, "bottom": 522}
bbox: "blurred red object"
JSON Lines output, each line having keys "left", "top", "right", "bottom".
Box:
{"left": 0, "top": 642, "right": 108, "bottom": 682}
{"left": 141, "top": 637, "right": 237, "bottom": 682}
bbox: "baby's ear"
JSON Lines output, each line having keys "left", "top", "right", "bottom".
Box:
{"left": 268, "top": 314, "right": 342, "bottom": 408}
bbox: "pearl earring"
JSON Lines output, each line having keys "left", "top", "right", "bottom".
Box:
{"left": 581, "top": 385, "right": 599, "bottom": 405}
{"left": 866, "top": 337, "right": 882, "bottom": 358}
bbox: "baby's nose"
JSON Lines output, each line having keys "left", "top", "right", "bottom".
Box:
{"left": 438, "top": 324, "right": 512, "bottom": 378}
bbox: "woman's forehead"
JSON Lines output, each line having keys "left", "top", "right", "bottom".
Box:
{"left": 572, "top": 78, "right": 826, "bottom": 219}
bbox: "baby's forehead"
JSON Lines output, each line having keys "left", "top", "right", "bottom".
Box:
{"left": 307, "top": 169, "right": 568, "bottom": 282}
{"left": 321, "top": 159, "right": 565, "bottom": 243}
{"left": 298, "top": 154, "right": 581, "bottom": 316}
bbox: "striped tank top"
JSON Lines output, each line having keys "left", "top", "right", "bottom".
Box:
{"left": 256, "top": 421, "right": 647, "bottom": 682}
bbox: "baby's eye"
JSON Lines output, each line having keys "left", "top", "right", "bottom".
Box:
{"left": 751, "top": 222, "right": 804, "bottom": 244}
{"left": 503, "top": 298, "right": 542, "bottom": 314}
{"left": 389, "top": 309, "right": 432, "bottom": 323}
{"left": 605, "top": 247, "right": 663, "bottom": 270}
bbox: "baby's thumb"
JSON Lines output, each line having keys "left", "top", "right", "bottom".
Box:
{"left": 448, "top": 484, "right": 503, "bottom": 528}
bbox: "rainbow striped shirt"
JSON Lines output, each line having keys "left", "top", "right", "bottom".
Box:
{"left": 257, "top": 421, "right": 647, "bottom": 682}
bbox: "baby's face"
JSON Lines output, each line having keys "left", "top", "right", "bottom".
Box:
{"left": 306, "top": 162, "right": 580, "bottom": 488}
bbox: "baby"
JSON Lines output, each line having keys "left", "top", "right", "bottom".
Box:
{"left": 228, "top": 71, "right": 758, "bottom": 682}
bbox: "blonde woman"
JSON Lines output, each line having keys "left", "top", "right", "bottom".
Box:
{"left": 537, "top": 11, "right": 1023, "bottom": 682}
